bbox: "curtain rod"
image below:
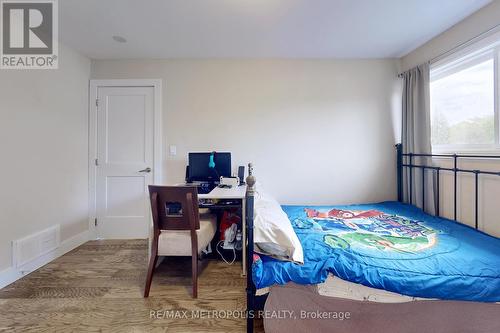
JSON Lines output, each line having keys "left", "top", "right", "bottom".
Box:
{"left": 398, "top": 22, "right": 500, "bottom": 77}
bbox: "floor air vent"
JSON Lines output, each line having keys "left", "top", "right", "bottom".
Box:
{"left": 12, "top": 225, "right": 60, "bottom": 268}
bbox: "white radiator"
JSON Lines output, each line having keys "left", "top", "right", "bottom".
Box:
{"left": 12, "top": 225, "right": 60, "bottom": 268}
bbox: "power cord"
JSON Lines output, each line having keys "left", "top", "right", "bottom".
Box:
{"left": 216, "top": 240, "right": 236, "bottom": 265}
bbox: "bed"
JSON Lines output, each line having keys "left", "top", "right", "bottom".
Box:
{"left": 253, "top": 201, "right": 500, "bottom": 302}
{"left": 244, "top": 144, "right": 500, "bottom": 333}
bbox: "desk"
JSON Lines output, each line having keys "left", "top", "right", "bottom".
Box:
{"left": 199, "top": 185, "right": 247, "bottom": 276}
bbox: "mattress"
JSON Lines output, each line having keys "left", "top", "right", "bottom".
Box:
{"left": 259, "top": 274, "right": 500, "bottom": 304}
{"left": 315, "top": 274, "right": 429, "bottom": 303}
{"left": 256, "top": 273, "right": 427, "bottom": 302}
{"left": 252, "top": 201, "right": 500, "bottom": 302}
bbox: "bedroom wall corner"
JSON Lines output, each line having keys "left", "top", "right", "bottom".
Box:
{"left": 0, "top": 42, "right": 91, "bottom": 275}
{"left": 400, "top": 0, "right": 500, "bottom": 71}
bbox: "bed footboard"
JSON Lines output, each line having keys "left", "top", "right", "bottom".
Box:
{"left": 246, "top": 163, "right": 256, "bottom": 333}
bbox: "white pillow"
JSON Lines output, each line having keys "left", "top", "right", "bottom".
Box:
{"left": 253, "top": 188, "right": 304, "bottom": 264}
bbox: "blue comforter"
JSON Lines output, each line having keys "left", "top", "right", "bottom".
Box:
{"left": 252, "top": 201, "right": 500, "bottom": 302}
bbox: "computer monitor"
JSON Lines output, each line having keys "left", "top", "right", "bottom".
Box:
{"left": 188, "top": 152, "right": 231, "bottom": 182}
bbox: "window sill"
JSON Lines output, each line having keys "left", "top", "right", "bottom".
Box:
{"left": 432, "top": 145, "right": 500, "bottom": 157}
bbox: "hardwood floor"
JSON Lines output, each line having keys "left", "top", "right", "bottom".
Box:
{"left": 0, "top": 240, "right": 264, "bottom": 332}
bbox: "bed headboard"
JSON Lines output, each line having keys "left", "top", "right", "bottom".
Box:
{"left": 395, "top": 143, "right": 500, "bottom": 230}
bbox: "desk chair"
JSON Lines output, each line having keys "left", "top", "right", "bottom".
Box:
{"left": 144, "top": 186, "right": 216, "bottom": 298}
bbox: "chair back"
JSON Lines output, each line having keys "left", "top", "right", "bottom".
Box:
{"left": 148, "top": 186, "right": 200, "bottom": 231}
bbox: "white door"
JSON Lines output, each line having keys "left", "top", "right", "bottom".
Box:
{"left": 96, "top": 86, "right": 154, "bottom": 239}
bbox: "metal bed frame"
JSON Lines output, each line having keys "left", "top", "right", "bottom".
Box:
{"left": 396, "top": 143, "right": 500, "bottom": 229}
{"left": 244, "top": 144, "right": 500, "bottom": 332}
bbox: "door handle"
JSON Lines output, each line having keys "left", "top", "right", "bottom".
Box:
{"left": 138, "top": 167, "right": 152, "bottom": 173}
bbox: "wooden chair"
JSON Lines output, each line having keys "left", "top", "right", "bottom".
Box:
{"left": 144, "top": 186, "right": 216, "bottom": 298}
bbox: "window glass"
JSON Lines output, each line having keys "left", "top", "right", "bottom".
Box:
{"left": 430, "top": 57, "right": 495, "bottom": 146}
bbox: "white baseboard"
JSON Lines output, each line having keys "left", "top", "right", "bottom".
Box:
{"left": 0, "top": 229, "right": 91, "bottom": 290}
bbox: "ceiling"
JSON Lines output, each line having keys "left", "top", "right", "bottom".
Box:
{"left": 59, "top": 0, "right": 492, "bottom": 59}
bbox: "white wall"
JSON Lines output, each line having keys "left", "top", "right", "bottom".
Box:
{"left": 91, "top": 59, "right": 400, "bottom": 205}
{"left": 0, "top": 43, "right": 91, "bottom": 272}
{"left": 401, "top": 0, "right": 500, "bottom": 71}
{"left": 401, "top": 0, "right": 500, "bottom": 237}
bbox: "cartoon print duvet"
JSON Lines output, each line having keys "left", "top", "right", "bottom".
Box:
{"left": 252, "top": 201, "right": 500, "bottom": 302}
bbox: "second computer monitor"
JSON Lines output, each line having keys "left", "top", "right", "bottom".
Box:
{"left": 188, "top": 152, "right": 231, "bottom": 182}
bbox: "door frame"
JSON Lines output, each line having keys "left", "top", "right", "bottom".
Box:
{"left": 88, "top": 79, "right": 163, "bottom": 239}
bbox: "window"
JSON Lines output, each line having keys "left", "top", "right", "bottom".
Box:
{"left": 430, "top": 37, "right": 500, "bottom": 152}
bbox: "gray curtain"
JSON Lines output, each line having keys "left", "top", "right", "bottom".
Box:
{"left": 401, "top": 63, "right": 436, "bottom": 214}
